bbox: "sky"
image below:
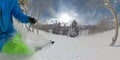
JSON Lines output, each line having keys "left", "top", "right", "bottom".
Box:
{"left": 27, "top": 0, "right": 120, "bottom": 25}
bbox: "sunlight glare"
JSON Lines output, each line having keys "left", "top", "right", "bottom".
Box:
{"left": 58, "top": 13, "right": 72, "bottom": 23}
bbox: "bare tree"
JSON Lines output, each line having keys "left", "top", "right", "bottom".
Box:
{"left": 96, "top": 19, "right": 112, "bottom": 32}
{"left": 104, "top": 0, "right": 119, "bottom": 46}
{"left": 18, "top": 0, "right": 54, "bottom": 34}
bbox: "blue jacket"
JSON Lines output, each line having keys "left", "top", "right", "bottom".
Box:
{"left": 0, "top": 0, "right": 29, "bottom": 42}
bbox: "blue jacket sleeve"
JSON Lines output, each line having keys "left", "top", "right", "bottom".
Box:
{"left": 11, "top": 0, "right": 29, "bottom": 23}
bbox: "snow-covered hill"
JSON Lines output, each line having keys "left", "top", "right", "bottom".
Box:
{"left": 0, "top": 22, "right": 120, "bottom": 60}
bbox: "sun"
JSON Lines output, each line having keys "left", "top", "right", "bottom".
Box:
{"left": 58, "top": 13, "right": 72, "bottom": 23}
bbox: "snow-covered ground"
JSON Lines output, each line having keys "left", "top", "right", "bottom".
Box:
{"left": 0, "top": 21, "right": 120, "bottom": 60}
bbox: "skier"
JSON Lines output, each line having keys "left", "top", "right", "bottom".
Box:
{"left": 0, "top": 0, "right": 37, "bottom": 54}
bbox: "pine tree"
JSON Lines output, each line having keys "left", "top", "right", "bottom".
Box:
{"left": 68, "top": 20, "right": 79, "bottom": 37}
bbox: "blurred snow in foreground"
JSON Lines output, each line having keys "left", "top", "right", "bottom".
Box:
{"left": 0, "top": 20, "right": 120, "bottom": 60}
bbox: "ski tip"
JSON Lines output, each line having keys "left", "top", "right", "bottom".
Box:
{"left": 50, "top": 40, "right": 55, "bottom": 44}
{"left": 51, "top": 41, "right": 55, "bottom": 44}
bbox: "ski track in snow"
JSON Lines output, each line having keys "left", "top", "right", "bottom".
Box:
{"left": 0, "top": 21, "right": 120, "bottom": 60}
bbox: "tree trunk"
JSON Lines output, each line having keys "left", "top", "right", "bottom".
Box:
{"left": 104, "top": 0, "right": 119, "bottom": 46}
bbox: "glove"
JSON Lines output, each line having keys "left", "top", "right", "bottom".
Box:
{"left": 29, "top": 17, "right": 37, "bottom": 25}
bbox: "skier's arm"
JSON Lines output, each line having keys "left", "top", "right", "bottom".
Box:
{"left": 11, "top": 0, "right": 29, "bottom": 23}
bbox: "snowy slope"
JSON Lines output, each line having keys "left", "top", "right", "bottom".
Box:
{"left": 0, "top": 21, "right": 120, "bottom": 60}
